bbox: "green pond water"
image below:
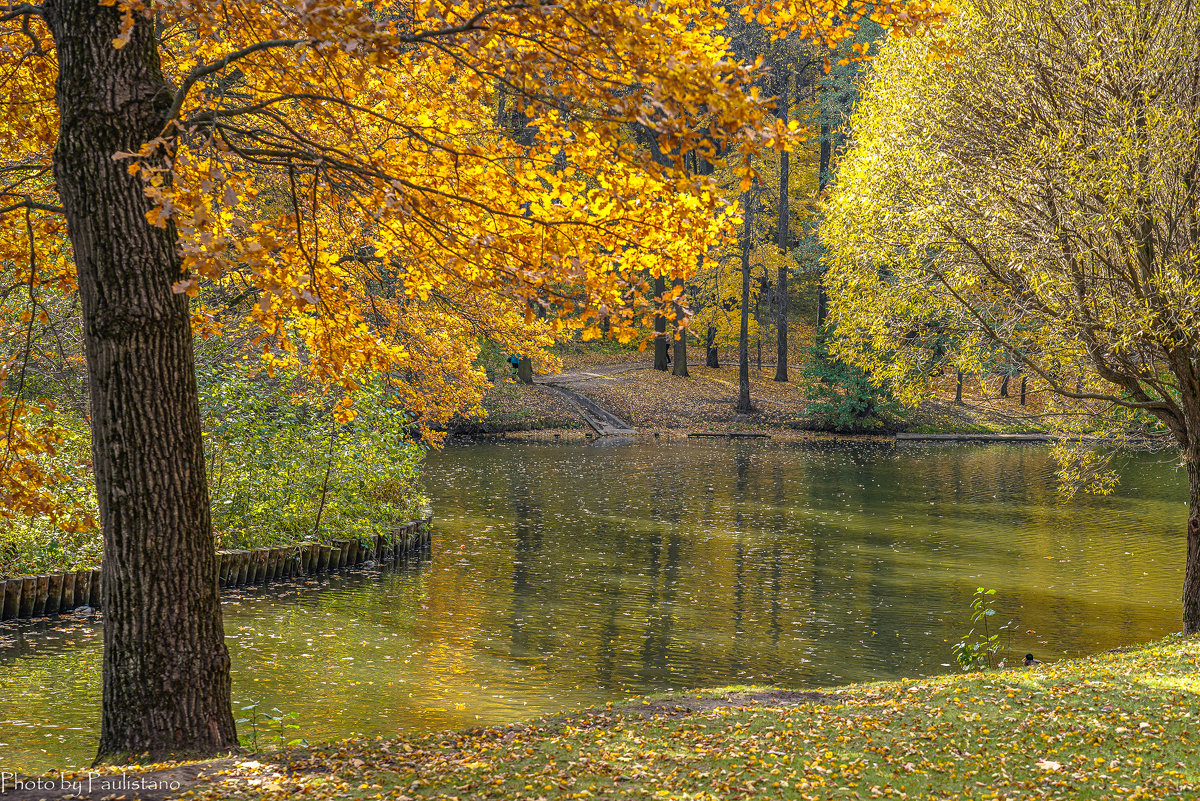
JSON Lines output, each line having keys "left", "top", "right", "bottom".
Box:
{"left": 0, "top": 440, "right": 1187, "bottom": 773}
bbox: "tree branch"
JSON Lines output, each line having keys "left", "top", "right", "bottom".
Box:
{"left": 165, "top": 39, "right": 311, "bottom": 126}
{"left": 0, "top": 198, "right": 64, "bottom": 216}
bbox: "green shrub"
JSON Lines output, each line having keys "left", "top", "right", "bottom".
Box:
{"left": 801, "top": 330, "right": 900, "bottom": 433}
{"left": 200, "top": 364, "right": 427, "bottom": 550}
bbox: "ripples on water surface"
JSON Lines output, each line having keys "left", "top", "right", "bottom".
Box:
{"left": 0, "top": 441, "right": 1185, "bottom": 772}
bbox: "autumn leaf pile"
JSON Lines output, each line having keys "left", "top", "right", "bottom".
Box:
{"left": 137, "top": 635, "right": 1199, "bottom": 801}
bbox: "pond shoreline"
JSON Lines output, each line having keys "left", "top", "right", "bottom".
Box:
{"left": 3, "top": 636, "right": 1194, "bottom": 801}
{"left": 0, "top": 512, "right": 433, "bottom": 623}
{"left": 449, "top": 426, "right": 1164, "bottom": 448}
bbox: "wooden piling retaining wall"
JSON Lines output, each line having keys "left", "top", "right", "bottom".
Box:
{"left": 0, "top": 511, "right": 433, "bottom": 623}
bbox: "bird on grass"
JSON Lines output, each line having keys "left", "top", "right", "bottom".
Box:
{"left": 1024, "top": 653, "right": 1044, "bottom": 666}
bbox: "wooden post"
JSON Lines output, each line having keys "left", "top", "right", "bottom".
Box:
{"left": 19, "top": 576, "right": 36, "bottom": 618}
{"left": 347, "top": 539, "right": 359, "bottom": 566}
{"left": 89, "top": 570, "right": 102, "bottom": 610}
{"left": 339, "top": 540, "right": 351, "bottom": 568}
{"left": 45, "top": 574, "right": 62, "bottom": 616}
{"left": 316, "top": 546, "right": 329, "bottom": 572}
{"left": 308, "top": 543, "right": 321, "bottom": 572}
{"left": 61, "top": 571, "right": 77, "bottom": 612}
{"left": 32, "top": 575, "right": 50, "bottom": 617}
{"left": 2, "top": 578, "right": 21, "bottom": 619}
{"left": 236, "top": 552, "right": 250, "bottom": 586}
{"left": 75, "top": 570, "right": 92, "bottom": 606}
{"left": 76, "top": 571, "right": 91, "bottom": 607}
{"left": 329, "top": 543, "right": 343, "bottom": 570}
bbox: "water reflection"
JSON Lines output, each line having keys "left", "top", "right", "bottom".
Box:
{"left": 0, "top": 441, "right": 1185, "bottom": 773}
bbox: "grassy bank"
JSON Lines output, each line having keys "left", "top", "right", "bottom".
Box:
{"left": 30, "top": 636, "right": 1194, "bottom": 801}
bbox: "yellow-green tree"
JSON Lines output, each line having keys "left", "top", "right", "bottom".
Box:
{"left": 822, "top": 0, "right": 1200, "bottom": 633}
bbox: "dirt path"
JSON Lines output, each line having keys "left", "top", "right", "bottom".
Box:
{"left": 535, "top": 364, "right": 639, "bottom": 435}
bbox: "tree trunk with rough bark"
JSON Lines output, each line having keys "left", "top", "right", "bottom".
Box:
{"left": 671, "top": 277, "right": 688, "bottom": 377}
{"left": 1185, "top": 453, "right": 1200, "bottom": 635}
{"left": 705, "top": 326, "right": 719, "bottom": 368}
{"left": 653, "top": 275, "right": 669, "bottom": 371}
{"left": 736, "top": 190, "right": 755, "bottom": 414}
{"left": 517, "top": 355, "right": 533, "bottom": 384}
{"left": 45, "top": 2, "right": 237, "bottom": 761}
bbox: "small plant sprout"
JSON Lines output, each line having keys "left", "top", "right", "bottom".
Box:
{"left": 953, "top": 587, "right": 1013, "bottom": 671}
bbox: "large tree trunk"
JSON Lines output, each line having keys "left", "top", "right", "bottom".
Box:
{"left": 671, "top": 277, "right": 689, "bottom": 377}
{"left": 1186, "top": 451, "right": 1200, "bottom": 635}
{"left": 46, "top": 2, "right": 237, "bottom": 761}
{"left": 517, "top": 355, "right": 533, "bottom": 384}
{"left": 774, "top": 78, "right": 790, "bottom": 383}
{"left": 736, "top": 190, "right": 755, "bottom": 414}
{"left": 653, "top": 275, "right": 669, "bottom": 371}
{"left": 705, "top": 326, "right": 719, "bottom": 368}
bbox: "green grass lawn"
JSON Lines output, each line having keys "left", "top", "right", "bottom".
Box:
{"left": 164, "top": 635, "right": 1200, "bottom": 801}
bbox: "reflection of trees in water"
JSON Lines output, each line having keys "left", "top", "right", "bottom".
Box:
{"left": 427, "top": 442, "right": 1181, "bottom": 688}
{"left": 508, "top": 460, "right": 542, "bottom": 660}
{"left": 637, "top": 527, "right": 683, "bottom": 685}
{"left": 2, "top": 443, "right": 1188, "bottom": 771}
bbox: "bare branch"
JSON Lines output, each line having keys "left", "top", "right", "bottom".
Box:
{"left": 0, "top": 198, "right": 64, "bottom": 216}
{"left": 0, "top": 3, "right": 41, "bottom": 22}
{"left": 166, "top": 39, "right": 311, "bottom": 127}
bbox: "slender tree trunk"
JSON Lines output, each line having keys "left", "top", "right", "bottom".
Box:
{"left": 1000, "top": 374, "right": 1010, "bottom": 397}
{"left": 1020, "top": 375, "right": 1027, "bottom": 405}
{"left": 653, "top": 275, "right": 669, "bottom": 370}
{"left": 1185, "top": 452, "right": 1200, "bottom": 635}
{"left": 705, "top": 326, "right": 719, "bottom": 368}
{"left": 672, "top": 278, "right": 689, "bottom": 377}
{"left": 45, "top": 2, "right": 236, "bottom": 760}
{"left": 775, "top": 79, "right": 790, "bottom": 382}
{"left": 816, "top": 121, "right": 832, "bottom": 330}
{"left": 955, "top": 370, "right": 964, "bottom": 405}
{"left": 736, "top": 190, "right": 755, "bottom": 414}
